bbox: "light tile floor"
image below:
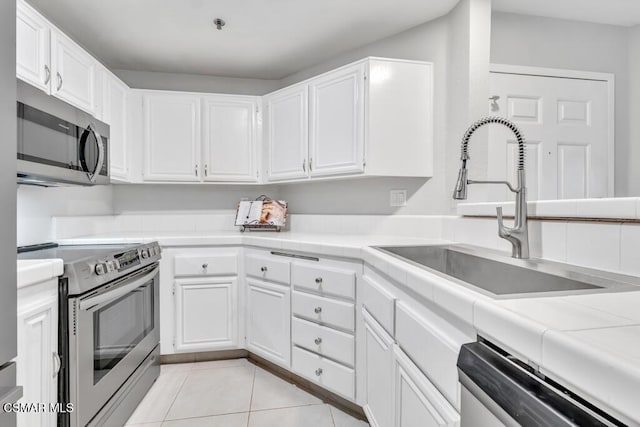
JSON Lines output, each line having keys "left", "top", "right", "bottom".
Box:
{"left": 126, "top": 358, "right": 369, "bottom": 427}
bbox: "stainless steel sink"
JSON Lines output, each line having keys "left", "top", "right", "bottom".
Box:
{"left": 376, "top": 244, "right": 640, "bottom": 297}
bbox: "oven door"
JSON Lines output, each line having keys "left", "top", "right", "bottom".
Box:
{"left": 69, "top": 263, "right": 159, "bottom": 427}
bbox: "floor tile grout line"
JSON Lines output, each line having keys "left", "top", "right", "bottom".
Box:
{"left": 328, "top": 404, "right": 337, "bottom": 427}
{"left": 161, "top": 410, "right": 251, "bottom": 424}
{"left": 161, "top": 370, "right": 191, "bottom": 422}
{"left": 249, "top": 402, "right": 326, "bottom": 413}
{"left": 246, "top": 364, "right": 257, "bottom": 427}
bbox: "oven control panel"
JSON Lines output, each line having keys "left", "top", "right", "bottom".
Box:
{"left": 94, "top": 243, "right": 161, "bottom": 276}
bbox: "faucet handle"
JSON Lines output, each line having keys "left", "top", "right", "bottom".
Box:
{"left": 496, "top": 206, "right": 506, "bottom": 232}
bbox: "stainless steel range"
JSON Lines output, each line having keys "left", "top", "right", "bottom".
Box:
{"left": 18, "top": 242, "right": 162, "bottom": 427}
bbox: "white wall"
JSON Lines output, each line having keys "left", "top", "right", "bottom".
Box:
{"left": 490, "top": 12, "right": 632, "bottom": 197}
{"left": 628, "top": 25, "right": 640, "bottom": 197}
{"left": 17, "top": 185, "right": 113, "bottom": 246}
{"left": 113, "top": 69, "right": 280, "bottom": 96}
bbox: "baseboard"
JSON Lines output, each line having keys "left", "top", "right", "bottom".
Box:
{"left": 159, "top": 349, "right": 367, "bottom": 422}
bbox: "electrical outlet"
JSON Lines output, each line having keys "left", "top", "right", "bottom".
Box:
{"left": 389, "top": 190, "right": 407, "bottom": 207}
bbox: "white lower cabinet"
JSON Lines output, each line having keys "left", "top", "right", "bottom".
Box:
{"left": 16, "top": 279, "right": 59, "bottom": 427}
{"left": 174, "top": 277, "right": 238, "bottom": 352}
{"left": 393, "top": 345, "right": 460, "bottom": 427}
{"left": 363, "top": 309, "right": 394, "bottom": 427}
{"left": 246, "top": 278, "right": 291, "bottom": 367}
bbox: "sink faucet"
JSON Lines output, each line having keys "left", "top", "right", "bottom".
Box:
{"left": 452, "top": 116, "right": 530, "bottom": 259}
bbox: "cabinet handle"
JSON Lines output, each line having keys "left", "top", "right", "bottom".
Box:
{"left": 195, "top": 164, "right": 198, "bottom": 176}
{"left": 315, "top": 277, "right": 323, "bottom": 285}
{"left": 302, "top": 159, "right": 306, "bottom": 172}
{"left": 44, "top": 65, "right": 51, "bottom": 85}
{"left": 202, "top": 263, "right": 208, "bottom": 269}
{"left": 204, "top": 164, "right": 208, "bottom": 177}
{"left": 261, "top": 266, "right": 268, "bottom": 272}
{"left": 314, "top": 306, "right": 322, "bottom": 314}
{"left": 52, "top": 352, "right": 61, "bottom": 377}
{"left": 309, "top": 157, "right": 313, "bottom": 171}
{"left": 56, "top": 72, "right": 63, "bottom": 91}
{"left": 315, "top": 368, "right": 323, "bottom": 376}
{"left": 314, "top": 337, "right": 322, "bottom": 345}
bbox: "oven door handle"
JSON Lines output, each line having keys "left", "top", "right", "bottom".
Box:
{"left": 79, "top": 265, "right": 159, "bottom": 311}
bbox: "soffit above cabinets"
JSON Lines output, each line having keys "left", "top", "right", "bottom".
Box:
{"left": 24, "top": 0, "right": 456, "bottom": 79}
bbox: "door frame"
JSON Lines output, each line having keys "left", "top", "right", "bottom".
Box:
{"left": 490, "top": 63, "right": 615, "bottom": 197}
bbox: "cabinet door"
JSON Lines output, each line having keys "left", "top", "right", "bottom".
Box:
{"left": 363, "top": 309, "right": 394, "bottom": 427}
{"left": 266, "top": 84, "right": 309, "bottom": 181}
{"left": 202, "top": 96, "right": 258, "bottom": 182}
{"left": 174, "top": 277, "right": 237, "bottom": 352}
{"left": 393, "top": 346, "right": 460, "bottom": 427}
{"left": 16, "top": 0, "right": 51, "bottom": 93}
{"left": 16, "top": 296, "right": 58, "bottom": 427}
{"left": 143, "top": 92, "right": 201, "bottom": 181}
{"left": 102, "top": 71, "right": 129, "bottom": 181}
{"left": 308, "top": 63, "right": 364, "bottom": 177}
{"left": 246, "top": 279, "right": 291, "bottom": 367}
{"left": 50, "top": 28, "right": 96, "bottom": 114}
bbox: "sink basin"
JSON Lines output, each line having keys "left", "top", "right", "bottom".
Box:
{"left": 376, "top": 245, "right": 640, "bottom": 297}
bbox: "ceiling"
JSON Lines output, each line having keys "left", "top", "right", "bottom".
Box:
{"left": 27, "top": 0, "right": 457, "bottom": 80}
{"left": 493, "top": 0, "right": 640, "bottom": 27}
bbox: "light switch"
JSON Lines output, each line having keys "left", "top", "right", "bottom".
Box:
{"left": 389, "top": 190, "right": 407, "bottom": 207}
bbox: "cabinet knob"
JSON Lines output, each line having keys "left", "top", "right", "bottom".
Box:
{"left": 314, "top": 337, "right": 322, "bottom": 345}
{"left": 315, "top": 277, "right": 323, "bottom": 285}
{"left": 202, "top": 263, "right": 208, "bottom": 269}
{"left": 261, "top": 266, "right": 268, "bottom": 272}
{"left": 314, "top": 306, "right": 322, "bottom": 314}
{"left": 315, "top": 368, "right": 323, "bottom": 376}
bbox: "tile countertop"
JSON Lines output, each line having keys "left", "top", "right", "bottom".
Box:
{"left": 55, "top": 231, "right": 640, "bottom": 424}
{"left": 17, "top": 259, "right": 64, "bottom": 288}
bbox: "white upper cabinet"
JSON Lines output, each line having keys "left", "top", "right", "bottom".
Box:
{"left": 264, "top": 57, "right": 433, "bottom": 183}
{"left": 16, "top": 0, "right": 51, "bottom": 94}
{"left": 143, "top": 92, "right": 201, "bottom": 182}
{"left": 100, "top": 69, "right": 130, "bottom": 181}
{"left": 50, "top": 28, "right": 96, "bottom": 115}
{"left": 265, "top": 84, "right": 309, "bottom": 181}
{"left": 202, "top": 95, "right": 259, "bottom": 182}
{"left": 308, "top": 63, "right": 365, "bottom": 177}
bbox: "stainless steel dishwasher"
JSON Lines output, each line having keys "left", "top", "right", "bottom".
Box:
{"left": 457, "top": 340, "right": 626, "bottom": 427}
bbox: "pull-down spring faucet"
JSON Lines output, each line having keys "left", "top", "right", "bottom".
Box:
{"left": 452, "top": 116, "right": 530, "bottom": 259}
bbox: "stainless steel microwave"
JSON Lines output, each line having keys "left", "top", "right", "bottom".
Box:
{"left": 17, "top": 80, "right": 110, "bottom": 186}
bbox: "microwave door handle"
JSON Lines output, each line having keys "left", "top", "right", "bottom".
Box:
{"left": 79, "top": 125, "right": 105, "bottom": 183}
{"left": 79, "top": 265, "right": 159, "bottom": 312}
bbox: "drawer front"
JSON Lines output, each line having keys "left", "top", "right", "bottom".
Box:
{"left": 362, "top": 275, "right": 396, "bottom": 336}
{"left": 246, "top": 255, "right": 290, "bottom": 284}
{"left": 174, "top": 254, "right": 237, "bottom": 276}
{"left": 292, "top": 317, "right": 355, "bottom": 366}
{"left": 395, "top": 302, "right": 460, "bottom": 408}
{"left": 292, "top": 263, "right": 355, "bottom": 299}
{"left": 292, "top": 291, "right": 355, "bottom": 332}
{"left": 292, "top": 346, "right": 355, "bottom": 400}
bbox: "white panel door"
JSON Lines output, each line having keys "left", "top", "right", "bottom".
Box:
{"left": 246, "top": 278, "right": 291, "bottom": 367}
{"left": 16, "top": 0, "right": 51, "bottom": 93}
{"left": 143, "top": 92, "right": 201, "bottom": 181}
{"left": 363, "top": 309, "right": 394, "bottom": 427}
{"left": 16, "top": 296, "right": 58, "bottom": 427}
{"left": 308, "top": 63, "right": 365, "bottom": 177}
{"left": 50, "top": 28, "right": 96, "bottom": 114}
{"left": 266, "top": 84, "right": 309, "bottom": 181}
{"left": 174, "top": 277, "right": 238, "bottom": 352}
{"left": 102, "top": 71, "right": 129, "bottom": 181}
{"left": 393, "top": 346, "right": 460, "bottom": 427}
{"left": 202, "top": 95, "right": 259, "bottom": 182}
{"left": 489, "top": 71, "right": 610, "bottom": 200}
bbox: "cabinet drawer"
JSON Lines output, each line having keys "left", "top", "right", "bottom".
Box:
{"left": 292, "top": 291, "right": 355, "bottom": 332}
{"left": 395, "top": 302, "right": 460, "bottom": 408}
{"left": 175, "top": 254, "right": 237, "bottom": 276}
{"left": 292, "top": 346, "right": 355, "bottom": 400}
{"left": 292, "top": 317, "right": 355, "bottom": 366}
{"left": 246, "top": 255, "right": 290, "bottom": 284}
{"left": 292, "top": 263, "right": 355, "bottom": 299}
{"left": 362, "top": 275, "right": 396, "bottom": 336}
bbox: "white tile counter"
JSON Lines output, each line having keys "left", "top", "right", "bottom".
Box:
{"left": 52, "top": 231, "right": 640, "bottom": 424}
{"left": 17, "top": 259, "right": 63, "bottom": 288}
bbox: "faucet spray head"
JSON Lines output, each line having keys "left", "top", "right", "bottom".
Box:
{"left": 453, "top": 162, "right": 468, "bottom": 200}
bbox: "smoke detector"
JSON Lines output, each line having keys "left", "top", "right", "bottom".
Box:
{"left": 213, "top": 18, "right": 226, "bottom": 30}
